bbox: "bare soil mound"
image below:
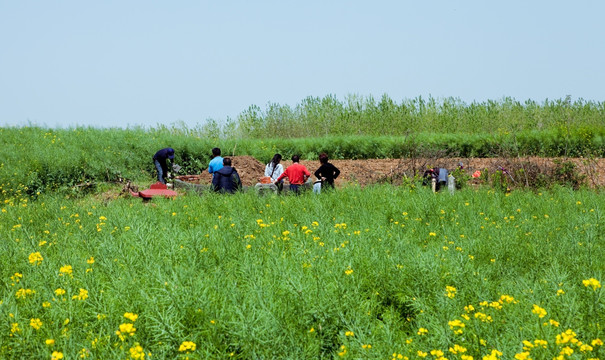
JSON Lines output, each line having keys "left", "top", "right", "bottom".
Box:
{"left": 177, "top": 156, "right": 605, "bottom": 188}
{"left": 176, "top": 156, "right": 266, "bottom": 187}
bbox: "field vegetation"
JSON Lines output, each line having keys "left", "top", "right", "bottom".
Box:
{"left": 229, "top": 95, "right": 605, "bottom": 138}
{"left": 1, "top": 95, "right": 604, "bottom": 359}
{"left": 1, "top": 186, "right": 603, "bottom": 359}
{"left": 1, "top": 95, "right": 605, "bottom": 197}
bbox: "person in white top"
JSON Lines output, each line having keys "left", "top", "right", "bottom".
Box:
{"left": 265, "top": 153, "right": 284, "bottom": 191}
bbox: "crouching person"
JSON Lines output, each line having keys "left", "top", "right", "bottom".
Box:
{"left": 212, "top": 158, "right": 241, "bottom": 193}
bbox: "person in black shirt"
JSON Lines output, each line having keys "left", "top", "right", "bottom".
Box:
{"left": 314, "top": 153, "right": 340, "bottom": 190}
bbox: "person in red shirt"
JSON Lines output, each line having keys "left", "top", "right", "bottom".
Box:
{"left": 275, "top": 155, "right": 311, "bottom": 195}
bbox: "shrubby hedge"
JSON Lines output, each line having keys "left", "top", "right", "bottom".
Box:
{"left": 228, "top": 95, "right": 605, "bottom": 138}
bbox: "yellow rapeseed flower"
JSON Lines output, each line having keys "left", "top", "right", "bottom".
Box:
{"left": 449, "top": 344, "right": 467, "bottom": 354}
{"left": 499, "top": 294, "right": 515, "bottom": 304}
{"left": 556, "top": 329, "right": 577, "bottom": 345}
{"left": 124, "top": 313, "right": 139, "bottom": 322}
{"left": 59, "top": 265, "right": 73, "bottom": 276}
{"left": 583, "top": 278, "right": 601, "bottom": 291}
{"left": 79, "top": 348, "right": 91, "bottom": 358}
{"left": 345, "top": 331, "right": 354, "bottom": 337}
{"left": 72, "top": 288, "right": 88, "bottom": 300}
{"left": 482, "top": 349, "right": 502, "bottom": 360}
{"left": 179, "top": 341, "right": 196, "bottom": 353}
{"left": 445, "top": 286, "right": 457, "bottom": 298}
{"left": 533, "top": 339, "right": 547, "bottom": 348}
{"left": 129, "top": 342, "right": 145, "bottom": 359}
{"left": 417, "top": 328, "right": 428, "bottom": 335}
{"left": 489, "top": 301, "right": 502, "bottom": 310}
{"left": 51, "top": 351, "right": 64, "bottom": 360}
{"left": 559, "top": 346, "right": 573, "bottom": 356}
{"left": 46, "top": 339, "right": 55, "bottom": 346}
{"left": 532, "top": 304, "right": 547, "bottom": 318}
{"left": 430, "top": 350, "right": 444, "bottom": 357}
{"left": 30, "top": 318, "right": 42, "bottom": 330}
{"left": 116, "top": 323, "right": 137, "bottom": 341}
{"left": 474, "top": 312, "right": 493, "bottom": 322}
{"left": 15, "top": 288, "right": 35, "bottom": 299}
{"left": 28, "top": 251, "right": 43, "bottom": 265}
{"left": 11, "top": 272, "right": 23, "bottom": 283}
{"left": 448, "top": 319, "right": 465, "bottom": 334}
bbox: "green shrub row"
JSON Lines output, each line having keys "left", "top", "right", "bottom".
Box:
{"left": 225, "top": 95, "right": 605, "bottom": 138}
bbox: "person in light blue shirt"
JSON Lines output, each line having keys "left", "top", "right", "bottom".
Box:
{"left": 208, "top": 147, "right": 224, "bottom": 174}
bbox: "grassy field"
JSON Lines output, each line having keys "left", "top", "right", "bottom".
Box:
{"left": 1, "top": 97, "right": 604, "bottom": 358}
{"left": 1, "top": 186, "right": 603, "bottom": 359}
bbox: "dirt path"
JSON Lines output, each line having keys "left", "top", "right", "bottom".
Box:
{"left": 177, "top": 156, "right": 605, "bottom": 188}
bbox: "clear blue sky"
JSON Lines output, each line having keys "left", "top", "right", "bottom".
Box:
{"left": 1, "top": 1, "right": 604, "bottom": 128}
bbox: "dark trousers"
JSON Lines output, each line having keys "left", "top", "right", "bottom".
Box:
{"left": 289, "top": 184, "right": 300, "bottom": 195}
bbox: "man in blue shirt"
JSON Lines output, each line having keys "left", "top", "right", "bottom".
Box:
{"left": 208, "top": 147, "right": 223, "bottom": 174}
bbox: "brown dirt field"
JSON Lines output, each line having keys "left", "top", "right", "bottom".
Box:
{"left": 176, "top": 156, "right": 266, "bottom": 187}
{"left": 177, "top": 156, "right": 605, "bottom": 188}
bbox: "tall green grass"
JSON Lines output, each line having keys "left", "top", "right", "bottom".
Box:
{"left": 0, "top": 186, "right": 603, "bottom": 358}
{"left": 230, "top": 95, "right": 605, "bottom": 138}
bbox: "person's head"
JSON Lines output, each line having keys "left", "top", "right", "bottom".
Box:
{"left": 167, "top": 148, "right": 175, "bottom": 160}
{"left": 291, "top": 155, "right": 300, "bottom": 163}
{"left": 319, "top": 153, "right": 328, "bottom": 164}
{"left": 223, "top": 157, "right": 232, "bottom": 166}
{"left": 271, "top": 153, "right": 282, "bottom": 166}
{"left": 212, "top": 147, "right": 221, "bottom": 157}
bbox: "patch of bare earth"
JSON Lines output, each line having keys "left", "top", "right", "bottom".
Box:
{"left": 176, "top": 156, "right": 605, "bottom": 188}
{"left": 176, "top": 156, "right": 267, "bottom": 187}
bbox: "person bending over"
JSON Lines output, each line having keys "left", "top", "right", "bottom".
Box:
{"left": 153, "top": 147, "right": 175, "bottom": 184}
